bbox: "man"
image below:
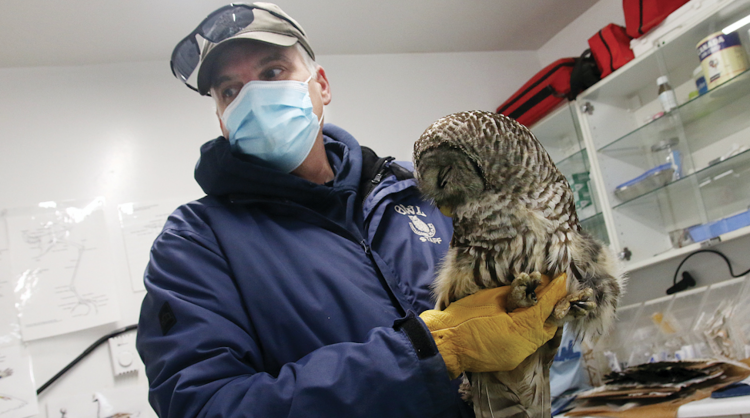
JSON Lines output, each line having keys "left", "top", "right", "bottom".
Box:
{"left": 136, "top": 3, "right": 567, "bottom": 417}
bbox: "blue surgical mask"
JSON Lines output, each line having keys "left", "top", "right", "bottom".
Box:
{"left": 221, "top": 74, "right": 320, "bottom": 173}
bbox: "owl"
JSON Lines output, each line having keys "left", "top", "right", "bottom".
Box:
{"left": 413, "top": 110, "right": 625, "bottom": 418}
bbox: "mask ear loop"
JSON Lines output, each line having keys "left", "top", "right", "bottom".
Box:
{"left": 319, "top": 106, "right": 326, "bottom": 125}
{"left": 304, "top": 71, "right": 325, "bottom": 125}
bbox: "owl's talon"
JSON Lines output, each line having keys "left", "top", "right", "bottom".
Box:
{"left": 547, "top": 287, "right": 597, "bottom": 325}
{"left": 569, "top": 305, "right": 588, "bottom": 319}
{"left": 506, "top": 272, "right": 542, "bottom": 312}
{"left": 571, "top": 301, "right": 597, "bottom": 311}
{"left": 459, "top": 374, "right": 472, "bottom": 401}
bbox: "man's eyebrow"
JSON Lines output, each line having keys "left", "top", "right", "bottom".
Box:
{"left": 213, "top": 74, "right": 234, "bottom": 87}
{"left": 256, "top": 53, "right": 292, "bottom": 68}
{"left": 212, "top": 52, "right": 293, "bottom": 88}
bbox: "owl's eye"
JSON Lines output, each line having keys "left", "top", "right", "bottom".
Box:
{"left": 437, "top": 166, "right": 453, "bottom": 189}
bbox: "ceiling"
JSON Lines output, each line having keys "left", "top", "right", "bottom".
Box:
{"left": 0, "top": 0, "right": 598, "bottom": 68}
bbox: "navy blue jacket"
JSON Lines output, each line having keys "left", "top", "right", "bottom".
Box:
{"left": 136, "top": 125, "right": 472, "bottom": 417}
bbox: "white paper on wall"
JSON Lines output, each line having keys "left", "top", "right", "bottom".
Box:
{"left": 118, "top": 199, "right": 185, "bottom": 292}
{"left": 46, "top": 385, "right": 156, "bottom": 418}
{"left": 5, "top": 198, "right": 120, "bottom": 341}
{"left": 0, "top": 216, "right": 21, "bottom": 347}
{"left": 0, "top": 344, "right": 39, "bottom": 418}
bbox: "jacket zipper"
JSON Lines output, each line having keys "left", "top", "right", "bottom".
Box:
{"left": 360, "top": 239, "right": 406, "bottom": 317}
{"left": 371, "top": 157, "right": 394, "bottom": 186}
{"left": 360, "top": 239, "right": 371, "bottom": 255}
{"left": 360, "top": 155, "right": 395, "bottom": 205}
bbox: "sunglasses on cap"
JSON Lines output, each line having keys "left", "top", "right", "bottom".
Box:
{"left": 170, "top": 3, "right": 305, "bottom": 93}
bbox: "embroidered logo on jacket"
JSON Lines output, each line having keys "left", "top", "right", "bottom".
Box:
{"left": 394, "top": 204, "right": 442, "bottom": 244}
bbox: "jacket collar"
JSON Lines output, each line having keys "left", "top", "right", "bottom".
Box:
{"left": 194, "top": 124, "right": 362, "bottom": 206}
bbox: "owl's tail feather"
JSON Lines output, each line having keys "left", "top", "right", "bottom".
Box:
{"left": 473, "top": 378, "right": 529, "bottom": 418}
{"left": 470, "top": 332, "right": 561, "bottom": 418}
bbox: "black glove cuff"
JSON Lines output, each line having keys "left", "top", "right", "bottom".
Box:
{"left": 393, "top": 311, "right": 438, "bottom": 360}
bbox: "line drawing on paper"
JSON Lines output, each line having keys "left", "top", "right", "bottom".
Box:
{"left": 56, "top": 393, "right": 141, "bottom": 418}
{"left": 8, "top": 198, "right": 120, "bottom": 341}
{"left": 0, "top": 394, "right": 27, "bottom": 415}
{"left": 21, "top": 219, "right": 108, "bottom": 317}
{"left": 0, "top": 369, "right": 27, "bottom": 415}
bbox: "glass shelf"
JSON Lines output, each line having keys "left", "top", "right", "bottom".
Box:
{"left": 580, "top": 208, "right": 603, "bottom": 224}
{"left": 681, "top": 69, "right": 750, "bottom": 170}
{"left": 581, "top": 212, "right": 609, "bottom": 245}
{"left": 594, "top": 67, "right": 750, "bottom": 209}
{"left": 695, "top": 148, "right": 750, "bottom": 221}
{"left": 612, "top": 167, "right": 693, "bottom": 209}
{"left": 531, "top": 103, "right": 583, "bottom": 163}
{"left": 556, "top": 147, "right": 588, "bottom": 169}
{"left": 680, "top": 69, "right": 750, "bottom": 124}
{"left": 613, "top": 147, "right": 750, "bottom": 209}
{"left": 599, "top": 68, "right": 750, "bottom": 154}
{"left": 598, "top": 109, "right": 679, "bottom": 154}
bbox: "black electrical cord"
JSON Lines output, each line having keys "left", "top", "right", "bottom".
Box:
{"left": 672, "top": 249, "right": 750, "bottom": 290}
{"left": 36, "top": 324, "right": 138, "bottom": 395}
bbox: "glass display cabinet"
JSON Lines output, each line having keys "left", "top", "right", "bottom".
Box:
{"left": 573, "top": 0, "right": 750, "bottom": 269}
{"left": 530, "top": 102, "right": 610, "bottom": 245}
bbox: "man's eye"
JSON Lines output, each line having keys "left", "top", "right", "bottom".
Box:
{"left": 261, "top": 68, "right": 283, "bottom": 80}
{"left": 221, "top": 86, "right": 239, "bottom": 99}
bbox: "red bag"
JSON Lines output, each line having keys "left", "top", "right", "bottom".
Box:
{"left": 496, "top": 58, "right": 576, "bottom": 127}
{"left": 623, "top": 0, "right": 690, "bottom": 38}
{"left": 588, "top": 24, "right": 635, "bottom": 78}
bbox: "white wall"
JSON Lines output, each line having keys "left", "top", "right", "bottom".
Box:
{"left": 0, "top": 63, "right": 214, "bottom": 209}
{"left": 536, "top": 0, "right": 624, "bottom": 65}
{"left": 0, "top": 51, "right": 539, "bottom": 416}
{"left": 0, "top": 61, "right": 216, "bottom": 416}
{"left": 321, "top": 51, "right": 542, "bottom": 161}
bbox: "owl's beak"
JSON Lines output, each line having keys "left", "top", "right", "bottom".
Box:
{"left": 439, "top": 205, "right": 454, "bottom": 217}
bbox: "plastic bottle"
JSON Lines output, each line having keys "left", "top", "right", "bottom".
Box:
{"left": 657, "top": 75, "right": 678, "bottom": 112}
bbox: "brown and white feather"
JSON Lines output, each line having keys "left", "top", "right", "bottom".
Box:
{"left": 414, "top": 110, "right": 626, "bottom": 418}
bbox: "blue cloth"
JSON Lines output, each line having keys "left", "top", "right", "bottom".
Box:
{"left": 550, "top": 325, "right": 591, "bottom": 398}
{"left": 136, "top": 124, "right": 470, "bottom": 417}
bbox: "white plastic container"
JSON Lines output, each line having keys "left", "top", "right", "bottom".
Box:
{"left": 697, "top": 31, "right": 749, "bottom": 89}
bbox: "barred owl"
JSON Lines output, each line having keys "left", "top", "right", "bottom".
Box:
{"left": 413, "top": 110, "right": 625, "bottom": 418}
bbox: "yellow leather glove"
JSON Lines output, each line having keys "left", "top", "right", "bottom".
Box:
{"left": 419, "top": 273, "right": 567, "bottom": 379}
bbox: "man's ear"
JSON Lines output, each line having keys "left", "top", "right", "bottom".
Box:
{"left": 315, "top": 66, "right": 331, "bottom": 106}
